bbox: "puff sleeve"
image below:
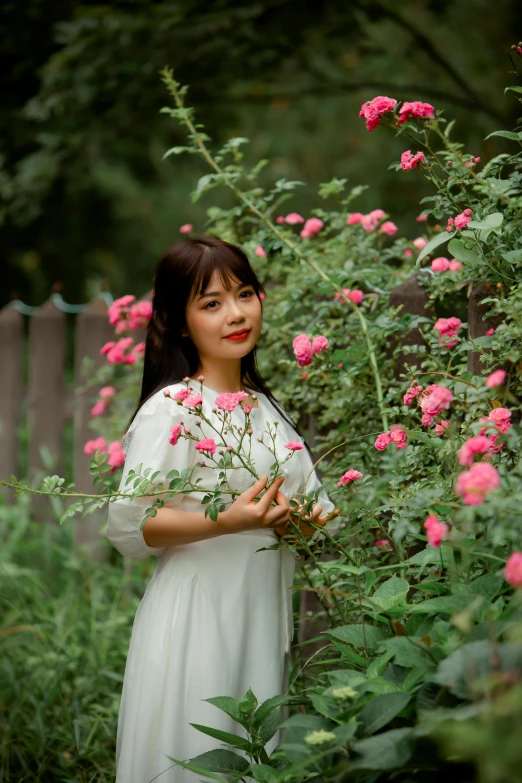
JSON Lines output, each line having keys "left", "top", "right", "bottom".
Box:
{"left": 106, "top": 391, "right": 195, "bottom": 560}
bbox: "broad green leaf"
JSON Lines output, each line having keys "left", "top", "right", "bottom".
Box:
{"left": 409, "top": 594, "right": 478, "bottom": 614}
{"left": 379, "top": 637, "right": 436, "bottom": 669}
{"left": 467, "top": 212, "right": 503, "bottom": 231}
{"left": 250, "top": 763, "right": 278, "bottom": 783}
{"left": 252, "top": 695, "right": 288, "bottom": 731}
{"left": 502, "top": 249, "right": 522, "bottom": 264}
{"left": 447, "top": 238, "right": 481, "bottom": 264}
{"left": 202, "top": 695, "right": 242, "bottom": 723}
{"left": 415, "top": 231, "right": 455, "bottom": 266}
{"left": 327, "top": 624, "right": 389, "bottom": 650}
{"left": 188, "top": 723, "right": 251, "bottom": 750}
{"left": 467, "top": 573, "right": 503, "bottom": 600}
{"left": 187, "top": 748, "right": 250, "bottom": 774}
{"left": 504, "top": 86, "right": 522, "bottom": 95}
{"left": 372, "top": 576, "right": 409, "bottom": 614}
{"left": 351, "top": 728, "right": 415, "bottom": 771}
{"left": 360, "top": 692, "right": 411, "bottom": 736}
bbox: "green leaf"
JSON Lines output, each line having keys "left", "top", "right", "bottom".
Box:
{"left": 202, "top": 696, "right": 242, "bottom": 723}
{"left": 467, "top": 212, "right": 503, "bottom": 232}
{"left": 447, "top": 238, "right": 481, "bottom": 264}
{"left": 484, "top": 129, "right": 522, "bottom": 141}
{"left": 502, "top": 249, "right": 522, "bottom": 264}
{"left": 372, "top": 576, "right": 409, "bottom": 614}
{"left": 187, "top": 748, "right": 250, "bottom": 774}
{"left": 504, "top": 86, "right": 522, "bottom": 95}
{"left": 434, "top": 641, "right": 522, "bottom": 699}
{"left": 252, "top": 695, "right": 288, "bottom": 731}
{"left": 467, "top": 573, "right": 503, "bottom": 600}
{"left": 415, "top": 232, "right": 455, "bottom": 266}
{"left": 327, "top": 624, "right": 389, "bottom": 650}
{"left": 409, "top": 594, "right": 478, "bottom": 614}
{"left": 249, "top": 763, "right": 279, "bottom": 783}
{"left": 379, "top": 637, "right": 435, "bottom": 669}
{"left": 188, "top": 723, "right": 251, "bottom": 750}
{"left": 351, "top": 728, "right": 415, "bottom": 771}
{"left": 360, "top": 692, "right": 411, "bottom": 736}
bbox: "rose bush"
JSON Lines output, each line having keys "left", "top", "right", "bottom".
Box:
{"left": 3, "top": 51, "right": 522, "bottom": 781}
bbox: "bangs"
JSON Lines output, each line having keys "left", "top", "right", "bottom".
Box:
{"left": 189, "top": 239, "right": 261, "bottom": 302}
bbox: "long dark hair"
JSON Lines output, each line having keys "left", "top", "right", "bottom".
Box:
{"left": 124, "top": 234, "right": 312, "bottom": 457}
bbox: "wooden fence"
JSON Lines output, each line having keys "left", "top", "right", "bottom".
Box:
{"left": 0, "top": 278, "right": 500, "bottom": 573}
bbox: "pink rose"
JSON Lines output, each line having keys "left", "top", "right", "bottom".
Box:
{"left": 179, "top": 224, "right": 193, "bottom": 233}
{"left": 215, "top": 391, "right": 249, "bottom": 412}
{"left": 504, "top": 552, "right": 522, "bottom": 589}
{"left": 424, "top": 514, "right": 449, "bottom": 548}
{"left": 311, "top": 335, "right": 329, "bottom": 355}
{"left": 431, "top": 257, "right": 450, "bottom": 272}
{"left": 174, "top": 388, "right": 190, "bottom": 401}
{"left": 285, "top": 441, "right": 304, "bottom": 451}
{"left": 106, "top": 442, "right": 126, "bottom": 470}
{"left": 374, "top": 432, "right": 391, "bottom": 451}
{"left": 195, "top": 438, "right": 217, "bottom": 455}
{"left": 486, "top": 369, "right": 507, "bottom": 388}
{"left": 400, "top": 150, "right": 425, "bottom": 171}
{"left": 389, "top": 424, "right": 408, "bottom": 449}
{"left": 337, "top": 469, "right": 363, "bottom": 486}
{"left": 381, "top": 221, "right": 398, "bottom": 236}
{"left": 182, "top": 392, "right": 204, "bottom": 408}
{"left": 347, "top": 212, "right": 364, "bottom": 225}
{"left": 448, "top": 259, "right": 462, "bottom": 272}
{"left": 91, "top": 400, "right": 107, "bottom": 417}
{"left": 255, "top": 246, "right": 267, "bottom": 257}
{"left": 300, "top": 217, "right": 324, "bottom": 238}
{"left": 285, "top": 212, "right": 304, "bottom": 224}
{"left": 399, "top": 101, "right": 435, "bottom": 123}
{"left": 455, "top": 462, "right": 501, "bottom": 505}
{"left": 276, "top": 216, "right": 285, "bottom": 224}
{"left": 99, "top": 386, "right": 116, "bottom": 399}
{"left": 361, "top": 214, "right": 379, "bottom": 232}
{"left": 458, "top": 435, "right": 495, "bottom": 467}
{"left": 376, "top": 539, "right": 391, "bottom": 549}
{"left": 403, "top": 384, "right": 423, "bottom": 406}
{"left": 434, "top": 420, "right": 450, "bottom": 435}
{"left": 84, "top": 437, "right": 108, "bottom": 456}
{"left": 359, "top": 96, "right": 398, "bottom": 131}
{"left": 420, "top": 384, "right": 454, "bottom": 417}
{"left": 169, "top": 424, "right": 183, "bottom": 446}
{"left": 413, "top": 237, "right": 428, "bottom": 250}
{"left": 416, "top": 213, "right": 428, "bottom": 222}
{"left": 433, "top": 317, "right": 462, "bottom": 348}
{"left": 293, "top": 333, "right": 313, "bottom": 366}
{"left": 486, "top": 328, "right": 495, "bottom": 336}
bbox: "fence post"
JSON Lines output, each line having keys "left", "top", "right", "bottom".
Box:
{"left": 467, "top": 282, "right": 504, "bottom": 375}
{"left": 388, "top": 272, "right": 432, "bottom": 379}
{"left": 27, "top": 298, "right": 66, "bottom": 521}
{"left": 0, "top": 305, "right": 24, "bottom": 502}
{"left": 73, "top": 297, "right": 115, "bottom": 561}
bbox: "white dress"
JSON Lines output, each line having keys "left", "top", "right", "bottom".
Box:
{"left": 106, "top": 381, "right": 338, "bottom": 783}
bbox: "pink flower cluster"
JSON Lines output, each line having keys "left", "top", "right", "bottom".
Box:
{"left": 505, "top": 552, "right": 522, "bottom": 589}
{"left": 293, "top": 333, "right": 329, "bottom": 367}
{"left": 90, "top": 385, "right": 117, "bottom": 417}
{"left": 108, "top": 295, "right": 153, "bottom": 335}
{"left": 100, "top": 337, "right": 145, "bottom": 365}
{"left": 447, "top": 208, "right": 472, "bottom": 232}
{"left": 455, "top": 461, "right": 500, "bottom": 505}
{"left": 478, "top": 407, "right": 512, "bottom": 452}
{"left": 465, "top": 156, "right": 481, "bottom": 168}
{"left": 458, "top": 435, "right": 495, "bottom": 467}
{"left": 400, "top": 150, "right": 425, "bottom": 171}
{"left": 276, "top": 212, "right": 305, "bottom": 224}
{"left": 398, "top": 101, "right": 435, "bottom": 123}
{"left": 300, "top": 217, "right": 324, "bottom": 239}
{"left": 333, "top": 288, "right": 364, "bottom": 306}
{"left": 347, "top": 209, "right": 393, "bottom": 233}
{"left": 215, "top": 391, "right": 250, "bottom": 412}
{"left": 433, "top": 317, "right": 462, "bottom": 348}
{"left": 359, "top": 96, "right": 398, "bottom": 131}
{"left": 374, "top": 424, "right": 408, "bottom": 451}
{"left": 431, "top": 257, "right": 462, "bottom": 273}
{"left": 424, "top": 514, "right": 449, "bottom": 548}
{"left": 337, "top": 469, "right": 363, "bottom": 486}
{"left": 403, "top": 383, "right": 423, "bottom": 406}
{"left": 83, "top": 437, "right": 125, "bottom": 471}
{"left": 195, "top": 438, "right": 217, "bottom": 455}
{"left": 419, "top": 384, "right": 454, "bottom": 427}
{"left": 255, "top": 246, "right": 267, "bottom": 257}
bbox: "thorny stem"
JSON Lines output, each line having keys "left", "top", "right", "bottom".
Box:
{"left": 161, "top": 68, "right": 388, "bottom": 432}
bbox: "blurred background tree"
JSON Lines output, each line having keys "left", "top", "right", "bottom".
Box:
{"left": 1, "top": 0, "right": 520, "bottom": 306}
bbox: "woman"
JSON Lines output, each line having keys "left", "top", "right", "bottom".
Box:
{"left": 106, "top": 235, "right": 340, "bottom": 782}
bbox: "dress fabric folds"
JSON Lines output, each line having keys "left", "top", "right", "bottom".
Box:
{"left": 106, "top": 382, "right": 338, "bottom": 783}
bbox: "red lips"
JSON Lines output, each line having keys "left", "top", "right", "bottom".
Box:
{"left": 224, "top": 329, "right": 250, "bottom": 338}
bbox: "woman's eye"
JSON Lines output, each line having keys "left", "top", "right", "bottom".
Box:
{"left": 204, "top": 290, "right": 253, "bottom": 309}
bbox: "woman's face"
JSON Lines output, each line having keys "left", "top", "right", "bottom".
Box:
{"left": 183, "top": 269, "right": 262, "bottom": 363}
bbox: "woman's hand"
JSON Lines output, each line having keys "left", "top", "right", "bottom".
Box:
{"left": 273, "top": 497, "right": 340, "bottom": 541}
{"left": 218, "top": 474, "right": 291, "bottom": 534}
